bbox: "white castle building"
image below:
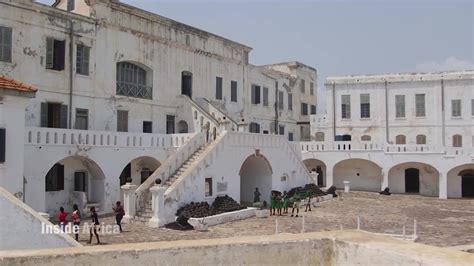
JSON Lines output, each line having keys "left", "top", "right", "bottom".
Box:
{"left": 0, "top": 0, "right": 472, "bottom": 227}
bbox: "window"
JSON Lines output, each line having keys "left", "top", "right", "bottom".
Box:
{"left": 310, "top": 105, "right": 316, "bottom": 115}
{"left": 341, "top": 95, "right": 351, "bottom": 119}
{"left": 75, "top": 108, "right": 88, "bottom": 130}
{"left": 415, "top": 94, "right": 425, "bottom": 117}
{"left": 143, "top": 121, "right": 152, "bottom": 133}
{"left": 45, "top": 164, "right": 64, "bottom": 191}
{"left": 76, "top": 44, "right": 90, "bottom": 75}
{"left": 395, "top": 135, "right": 406, "bottom": 145}
{"left": 416, "top": 134, "right": 426, "bottom": 144}
{"left": 279, "top": 125, "right": 285, "bottom": 135}
{"left": 231, "top": 80, "right": 237, "bottom": 102}
{"left": 67, "top": 0, "right": 75, "bottom": 11}
{"left": 315, "top": 132, "right": 324, "bottom": 141}
{"left": 0, "top": 128, "right": 5, "bottom": 163}
{"left": 472, "top": 99, "right": 474, "bottom": 116}
{"left": 263, "top": 87, "right": 269, "bottom": 106}
{"left": 288, "top": 132, "right": 294, "bottom": 141}
{"left": 300, "top": 79, "right": 305, "bottom": 93}
{"left": 453, "top": 134, "right": 462, "bottom": 147}
{"left": 74, "top": 171, "right": 86, "bottom": 192}
{"left": 278, "top": 90, "right": 284, "bottom": 110}
{"left": 46, "top": 37, "right": 65, "bottom": 71}
{"left": 394, "top": 95, "right": 405, "bottom": 118}
{"left": 166, "top": 115, "right": 175, "bottom": 134}
{"left": 452, "top": 99, "right": 461, "bottom": 117}
{"left": 41, "top": 102, "right": 68, "bottom": 128}
{"left": 0, "top": 26, "right": 12, "bottom": 62}
{"left": 301, "top": 103, "right": 308, "bottom": 115}
{"left": 251, "top": 85, "right": 261, "bottom": 104}
{"left": 360, "top": 93, "right": 370, "bottom": 118}
{"left": 116, "top": 62, "right": 152, "bottom": 99}
{"left": 288, "top": 94, "right": 293, "bottom": 111}
{"left": 249, "top": 122, "right": 260, "bottom": 133}
{"left": 361, "top": 135, "right": 371, "bottom": 141}
{"left": 215, "top": 77, "right": 223, "bottom": 100}
{"left": 117, "top": 110, "right": 128, "bottom": 132}
{"left": 310, "top": 82, "right": 314, "bottom": 96}
{"left": 205, "top": 178, "right": 213, "bottom": 197}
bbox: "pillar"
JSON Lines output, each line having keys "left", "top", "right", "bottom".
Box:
{"left": 148, "top": 185, "right": 167, "bottom": 228}
{"left": 439, "top": 171, "right": 447, "bottom": 199}
{"left": 381, "top": 167, "right": 389, "bottom": 191}
{"left": 326, "top": 166, "right": 334, "bottom": 188}
{"left": 121, "top": 183, "right": 137, "bottom": 223}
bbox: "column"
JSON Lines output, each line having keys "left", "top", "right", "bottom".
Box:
{"left": 148, "top": 185, "right": 167, "bottom": 228}
{"left": 121, "top": 183, "right": 137, "bottom": 223}
{"left": 439, "top": 171, "right": 447, "bottom": 199}
{"left": 326, "top": 166, "right": 334, "bottom": 188}
{"left": 381, "top": 167, "right": 389, "bottom": 191}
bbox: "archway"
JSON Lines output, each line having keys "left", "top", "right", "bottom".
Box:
{"left": 239, "top": 153, "right": 273, "bottom": 205}
{"left": 303, "top": 158, "right": 327, "bottom": 187}
{"left": 181, "top": 71, "right": 192, "bottom": 98}
{"left": 44, "top": 156, "right": 105, "bottom": 216}
{"left": 333, "top": 159, "right": 382, "bottom": 191}
{"left": 447, "top": 164, "right": 474, "bottom": 198}
{"left": 177, "top": 120, "right": 189, "bottom": 133}
{"left": 119, "top": 156, "right": 161, "bottom": 186}
{"left": 388, "top": 162, "right": 439, "bottom": 197}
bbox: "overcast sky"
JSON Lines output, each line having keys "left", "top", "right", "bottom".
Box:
{"left": 37, "top": 0, "right": 473, "bottom": 109}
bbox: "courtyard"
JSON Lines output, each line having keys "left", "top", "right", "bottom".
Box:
{"left": 75, "top": 191, "right": 474, "bottom": 248}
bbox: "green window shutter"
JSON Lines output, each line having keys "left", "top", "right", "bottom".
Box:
{"left": 40, "top": 102, "right": 48, "bottom": 127}
{"left": 46, "top": 38, "right": 54, "bottom": 69}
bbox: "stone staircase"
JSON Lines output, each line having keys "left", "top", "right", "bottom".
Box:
{"left": 164, "top": 146, "right": 206, "bottom": 187}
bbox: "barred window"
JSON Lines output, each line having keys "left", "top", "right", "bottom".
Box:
{"left": 451, "top": 99, "right": 461, "bottom": 117}
{"left": 415, "top": 94, "right": 425, "bottom": 117}
{"left": 341, "top": 95, "right": 351, "bottom": 119}
{"left": 0, "top": 26, "right": 12, "bottom": 62}
{"left": 116, "top": 62, "right": 152, "bottom": 99}
{"left": 360, "top": 93, "right": 370, "bottom": 118}
{"left": 395, "top": 95, "right": 405, "bottom": 118}
{"left": 76, "top": 44, "right": 90, "bottom": 75}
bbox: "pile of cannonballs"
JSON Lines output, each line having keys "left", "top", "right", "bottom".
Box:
{"left": 176, "top": 195, "right": 246, "bottom": 218}
{"left": 211, "top": 195, "right": 246, "bottom": 212}
{"left": 287, "top": 183, "right": 327, "bottom": 198}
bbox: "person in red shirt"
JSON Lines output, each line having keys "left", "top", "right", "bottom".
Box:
{"left": 58, "top": 206, "right": 69, "bottom": 232}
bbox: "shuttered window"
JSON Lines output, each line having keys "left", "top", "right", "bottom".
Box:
{"left": 117, "top": 110, "right": 128, "bottom": 132}
{"left": 415, "top": 94, "right": 425, "bottom": 117}
{"left": 215, "top": 77, "right": 223, "bottom": 100}
{"left": 300, "top": 79, "right": 305, "bottom": 93}
{"left": 416, "top": 134, "right": 426, "bottom": 144}
{"left": 396, "top": 135, "right": 406, "bottom": 145}
{"left": 76, "top": 44, "right": 90, "bottom": 75}
{"left": 74, "top": 171, "right": 87, "bottom": 192}
{"left": 301, "top": 103, "right": 308, "bottom": 115}
{"left": 288, "top": 94, "right": 293, "bottom": 111}
{"left": 230, "top": 80, "right": 237, "bottom": 102}
{"left": 451, "top": 99, "right": 461, "bottom": 117}
{"left": 41, "top": 102, "right": 68, "bottom": 128}
{"left": 341, "top": 95, "right": 351, "bottom": 119}
{"left": 360, "top": 93, "right": 370, "bottom": 118}
{"left": 46, "top": 38, "right": 65, "bottom": 71}
{"left": 249, "top": 122, "right": 260, "bottom": 133}
{"left": 310, "top": 105, "right": 316, "bottom": 115}
{"left": 75, "top": 108, "right": 88, "bottom": 130}
{"left": 278, "top": 90, "right": 284, "bottom": 110}
{"left": 453, "top": 135, "right": 462, "bottom": 147}
{"left": 263, "top": 87, "right": 268, "bottom": 106}
{"left": 0, "top": 128, "right": 5, "bottom": 163}
{"left": 0, "top": 26, "right": 12, "bottom": 62}
{"left": 310, "top": 82, "right": 314, "bottom": 96}
{"left": 395, "top": 95, "right": 405, "bottom": 118}
{"left": 251, "top": 85, "right": 261, "bottom": 104}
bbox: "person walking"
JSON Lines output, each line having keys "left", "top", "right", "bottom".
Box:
{"left": 291, "top": 193, "right": 300, "bottom": 217}
{"left": 58, "top": 207, "right": 68, "bottom": 232}
{"left": 71, "top": 204, "right": 81, "bottom": 241}
{"left": 304, "top": 192, "right": 312, "bottom": 212}
{"left": 113, "top": 201, "right": 125, "bottom": 233}
{"left": 89, "top": 206, "right": 100, "bottom": 244}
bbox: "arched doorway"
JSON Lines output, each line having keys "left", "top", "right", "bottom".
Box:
{"left": 181, "top": 71, "right": 192, "bottom": 98}
{"left": 447, "top": 164, "right": 474, "bottom": 198}
{"left": 388, "top": 162, "right": 439, "bottom": 196}
{"left": 303, "top": 158, "right": 327, "bottom": 187}
{"left": 333, "top": 159, "right": 382, "bottom": 192}
{"left": 405, "top": 168, "right": 420, "bottom": 193}
{"left": 44, "top": 156, "right": 105, "bottom": 216}
{"left": 119, "top": 156, "right": 161, "bottom": 186}
{"left": 177, "top": 120, "right": 189, "bottom": 133}
{"left": 239, "top": 153, "right": 273, "bottom": 205}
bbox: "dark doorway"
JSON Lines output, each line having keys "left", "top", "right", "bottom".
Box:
{"left": 181, "top": 71, "right": 192, "bottom": 98}
{"left": 405, "top": 168, "right": 420, "bottom": 193}
{"left": 462, "top": 173, "right": 474, "bottom": 197}
{"left": 166, "top": 115, "right": 175, "bottom": 134}
{"left": 119, "top": 163, "right": 131, "bottom": 186}
{"left": 316, "top": 166, "right": 324, "bottom": 187}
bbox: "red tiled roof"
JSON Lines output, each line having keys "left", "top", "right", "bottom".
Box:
{"left": 0, "top": 75, "right": 37, "bottom": 93}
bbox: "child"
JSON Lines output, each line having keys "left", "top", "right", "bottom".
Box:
{"left": 270, "top": 191, "right": 276, "bottom": 216}
{"left": 305, "top": 192, "right": 312, "bottom": 212}
{"left": 113, "top": 201, "right": 125, "bottom": 233}
{"left": 275, "top": 193, "right": 282, "bottom": 216}
{"left": 71, "top": 204, "right": 81, "bottom": 241}
{"left": 89, "top": 207, "right": 100, "bottom": 244}
{"left": 291, "top": 193, "right": 300, "bottom": 217}
{"left": 282, "top": 191, "right": 289, "bottom": 214}
{"left": 58, "top": 207, "right": 68, "bottom": 232}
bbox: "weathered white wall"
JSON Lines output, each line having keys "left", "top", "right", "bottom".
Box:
{"left": 333, "top": 159, "right": 382, "bottom": 192}
{"left": 0, "top": 187, "right": 79, "bottom": 251}
{"left": 388, "top": 162, "right": 439, "bottom": 197}
{"left": 240, "top": 155, "right": 273, "bottom": 203}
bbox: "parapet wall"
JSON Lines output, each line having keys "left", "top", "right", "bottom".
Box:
{"left": 1, "top": 231, "right": 472, "bottom": 265}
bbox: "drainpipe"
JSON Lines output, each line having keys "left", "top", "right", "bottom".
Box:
{"left": 68, "top": 20, "right": 74, "bottom": 129}
{"left": 384, "top": 80, "right": 389, "bottom": 143}
{"left": 332, "top": 81, "right": 336, "bottom": 141}
{"left": 441, "top": 78, "right": 445, "bottom": 146}
{"left": 274, "top": 81, "right": 279, "bottom": 135}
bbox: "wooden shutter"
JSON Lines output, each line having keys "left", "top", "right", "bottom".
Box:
{"left": 0, "top": 128, "right": 5, "bottom": 163}
{"left": 40, "top": 102, "right": 48, "bottom": 127}
{"left": 83, "top": 46, "right": 90, "bottom": 74}
{"left": 46, "top": 38, "right": 54, "bottom": 69}
{"left": 60, "top": 104, "right": 68, "bottom": 128}
{"left": 57, "top": 164, "right": 65, "bottom": 190}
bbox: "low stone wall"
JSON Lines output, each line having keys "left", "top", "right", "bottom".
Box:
{"left": 1, "top": 231, "right": 472, "bottom": 265}
{"left": 188, "top": 207, "right": 257, "bottom": 229}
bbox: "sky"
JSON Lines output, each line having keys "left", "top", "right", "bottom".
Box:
{"left": 37, "top": 0, "right": 473, "bottom": 109}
